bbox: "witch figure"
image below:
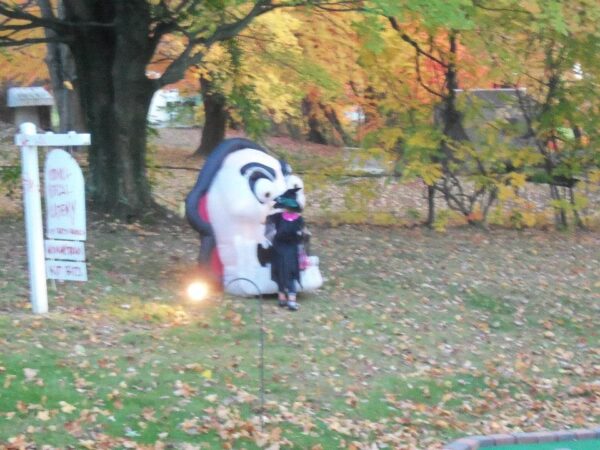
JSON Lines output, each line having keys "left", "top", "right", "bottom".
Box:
{"left": 268, "top": 188, "right": 305, "bottom": 311}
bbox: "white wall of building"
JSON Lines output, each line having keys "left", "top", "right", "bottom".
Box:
{"left": 148, "top": 89, "right": 181, "bottom": 127}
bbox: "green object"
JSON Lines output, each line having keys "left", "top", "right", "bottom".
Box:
{"left": 493, "top": 439, "right": 600, "bottom": 450}
{"left": 275, "top": 196, "right": 300, "bottom": 210}
{"left": 273, "top": 187, "right": 302, "bottom": 212}
{"left": 556, "top": 126, "right": 575, "bottom": 140}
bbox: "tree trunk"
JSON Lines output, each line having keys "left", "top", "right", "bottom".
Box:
{"left": 426, "top": 184, "right": 435, "bottom": 228}
{"left": 320, "top": 102, "right": 352, "bottom": 146}
{"left": 549, "top": 184, "right": 567, "bottom": 229}
{"left": 441, "top": 33, "right": 466, "bottom": 144}
{"left": 302, "top": 96, "right": 327, "bottom": 144}
{"left": 53, "top": 43, "right": 85, "bottom": 132}
{"left": 65, "top": 0, "right": 155, "bottom": 218}
{"left": 195, "top": 75, "right": 227, "bottom": 157}
{"left": 569, "top": 186, "right": 584, "bottom": 229}
{"left": 40, "top": 0, "right": 86, "bottom": 132}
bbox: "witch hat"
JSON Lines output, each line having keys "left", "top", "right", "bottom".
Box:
{"left": 274, "top": 187, "right": 302, "bottom": 212}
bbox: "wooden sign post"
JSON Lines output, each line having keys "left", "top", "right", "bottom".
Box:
{"left": 15, "top": 122, "right": 91, "bottom": 314}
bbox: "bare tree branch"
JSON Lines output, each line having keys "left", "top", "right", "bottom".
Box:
{"left": 0, "top": 1, "right": 113, "bottom": 30}
{"left": 414, "top": 51, "right": 444, "bottom": 98}
{"left": 472, "top": 0, "right": 532, "bottom": 17}
{"left": 313, "top": 1, "right": 364, "bottom": 12}
{"left": 147, "top": 20, "right": 180, "bottom": 61}
{"left": 200, "top": 0, "right": 274, "bottom": 46}
{"left": 388, "top": 16, "right": 448, "bottom": 68}
{"left": 0, "top": 36, "right": 63, "bottom": 46}
{"left": 158, "top": 0, "right": 276, "bottom": 86}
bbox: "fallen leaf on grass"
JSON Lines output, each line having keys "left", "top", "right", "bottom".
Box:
{"left": 79, "top": 439, "right": 96, "bottom": 449}
{"left": 37, "top": 410, "right": 51, "bottom": 421}
{"left": 174, "top": 380, "right": 197, "bottom": 398}
{"left": 205, "top": 394, "right": 218, "bottom": 403}
{"left": 345, "top": 391, "right": 358, "bottom": 408}
{"left": 64, "top": 419, "right": 84, "bottom": 437}
{"left": 142, "top": 407, "right": 157, "bottom": 422}
{"left": 180, "top": 418, "right": 201, "bottom": 435}
{"left": 7, "top": 435, "right": 32, "bottom": 448}
{"left": 4, "top": 374, "right": 16, "bottom": 388}
{"left": 23, "top": 368, "right": 38, "bottom": 381}
{"left": 60, "top": 401, "right": 77, "bottom": 413}
{"left": 184, "top": 363, "right": 203, "bottom": 372}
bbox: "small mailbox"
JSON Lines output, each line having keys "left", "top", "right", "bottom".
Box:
{"left": 7, "top": 87, "right": 54, "bottom": 130}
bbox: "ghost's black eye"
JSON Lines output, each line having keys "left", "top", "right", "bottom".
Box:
{"left": 253, "top": 177, "right": 275, "bottom": 203}
{"left": 241, "top": 163, "right": 276, "bottom": 204}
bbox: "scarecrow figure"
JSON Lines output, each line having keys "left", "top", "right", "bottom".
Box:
{"left": 185, "top": 138, "right": 323, "bottom": 296}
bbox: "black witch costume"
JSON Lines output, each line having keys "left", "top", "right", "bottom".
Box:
{"left": 268, "top": 188, "right": 304, "bottom": 297}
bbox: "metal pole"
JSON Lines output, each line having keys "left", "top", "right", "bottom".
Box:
{"left": 19, "top": 122, "right": 48, "bottom": 314}
{"left": 224, "top": 278, "right": 265, "bottom": 430}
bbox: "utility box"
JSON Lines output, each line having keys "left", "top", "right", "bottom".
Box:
{"left": 7, "top": 87, "right": 54, "bottom": 130}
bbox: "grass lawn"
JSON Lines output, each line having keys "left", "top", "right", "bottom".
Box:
{"left": 1, "top": 212, "right": 599, "bottom": 449}
{"left": 493, "top": 441, "right": 600, "bottom": 450}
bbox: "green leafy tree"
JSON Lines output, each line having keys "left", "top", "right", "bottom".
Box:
{"left": 355, "top": 0, "right": 600, "bottom": 229}
{"left": 0, "top": 0, "right": 355, "bottom": 219}
{"left": 356, "top": 2, "right": 508, "bottom": 227}
{"left": 193, "top": 7, "right": 358, "bottom": 155}
{"left": 193, "top": 10, "right": 308, "bottom": 155}
{"left": 477, "top": 0, "right": 600, "bottom": 228}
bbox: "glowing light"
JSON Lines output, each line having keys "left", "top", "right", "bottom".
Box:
{"left": 187, "top": 281, "right": 208, "bottom": 302}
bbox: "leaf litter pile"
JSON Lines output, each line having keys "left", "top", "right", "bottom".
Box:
{"left": 1, "top": 213, "right": 599, "bottom": 450}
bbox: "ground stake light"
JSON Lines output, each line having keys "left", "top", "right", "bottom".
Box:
{"left": 186, "top": 277, "right": 265, "bottom": 430}
{"left": 225, "top": 278, "right": 265, "bottom": 431}
{"left": 186, "top": 281, "right": 209, "bottom": 302}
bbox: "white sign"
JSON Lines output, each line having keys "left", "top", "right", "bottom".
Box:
{"left": 45, "top": 239, "right": 86, "bottom": 262}
{"left": 44, "top": 149, "right": 86, "bottom": 241}
{"left": 46, "top": 260, "right": 88, "bottom": 282}
{"left": 16, "top": 132, "right": 91, "bottom": 147}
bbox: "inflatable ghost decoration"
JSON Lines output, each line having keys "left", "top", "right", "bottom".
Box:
{"left": 185, "top": 138, "right": 323, "bottom": 296}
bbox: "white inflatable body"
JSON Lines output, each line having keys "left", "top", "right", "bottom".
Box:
{"left": 185, "top": 139, "right": 323, "bottom": 296}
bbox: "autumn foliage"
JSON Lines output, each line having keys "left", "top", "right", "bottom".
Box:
{"left": 0, "top": 0, "right": 599, "bottom": 227}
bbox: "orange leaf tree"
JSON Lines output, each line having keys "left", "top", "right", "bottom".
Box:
{"left": 0, "top": 0, "right": 361, "bottom": 218}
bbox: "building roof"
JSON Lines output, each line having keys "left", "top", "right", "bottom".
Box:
{"left": 438, "top": 88, "right": 537, "bottom": 146}
{"left": 7, "top": 87, "right": 54, "bottom": 107}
